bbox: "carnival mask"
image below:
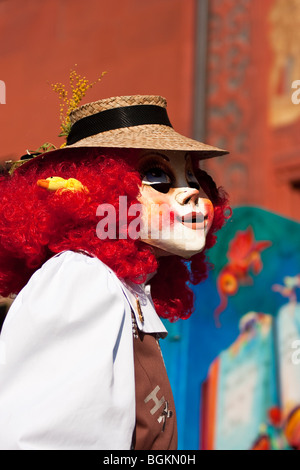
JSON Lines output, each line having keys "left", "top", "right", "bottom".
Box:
{"left": 137, "top": 151, "right": 214, "bottom": 258}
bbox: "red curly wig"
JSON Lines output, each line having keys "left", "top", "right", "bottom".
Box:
{"left": 0, "top": 148, "right": 230, "bottom": 322}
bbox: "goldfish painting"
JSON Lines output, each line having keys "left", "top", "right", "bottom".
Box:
{"left": 214, "top": 227, "right": 272, "bottom": 326}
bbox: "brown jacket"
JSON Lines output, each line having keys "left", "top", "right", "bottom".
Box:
{"left": 132, "top": 322, "right": 177, "bottom": 450}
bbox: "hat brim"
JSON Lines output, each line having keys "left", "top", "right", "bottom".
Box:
{"left": 66, "top": 124, "right": 228, "bottom": 158}
{"left": 12, "top": 123, "right": 228, "bottom": 174}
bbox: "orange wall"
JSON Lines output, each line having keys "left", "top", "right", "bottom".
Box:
{"left": 0, "top": 0, "right": 196, "bottom": 161}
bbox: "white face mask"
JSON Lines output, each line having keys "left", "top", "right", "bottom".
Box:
{"left": 137, "top": 150, "right": 214, "bottom": 259}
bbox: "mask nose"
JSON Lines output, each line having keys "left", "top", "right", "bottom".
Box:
{"left": 174, "top": 188, "right": 200, "bottom": 206}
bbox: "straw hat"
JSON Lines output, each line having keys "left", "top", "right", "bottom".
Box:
{"left": 10, "top": 94, "right": 227, "bottom": 173}
{"left": 63, "top": 94, "right": 228, "bottom": 158}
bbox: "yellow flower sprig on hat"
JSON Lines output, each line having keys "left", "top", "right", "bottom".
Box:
{"left": 51, "top": 65, "right": 107, "bottom": 146}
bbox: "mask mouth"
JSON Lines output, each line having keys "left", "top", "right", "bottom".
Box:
{"left": 177, "top": 211, "right": 208, "bottom": 230}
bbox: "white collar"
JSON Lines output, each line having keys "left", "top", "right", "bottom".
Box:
{"left": 118, "top": 278, "right": 168, "bottom": 338}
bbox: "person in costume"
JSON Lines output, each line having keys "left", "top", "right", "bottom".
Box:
{"left": 0, "top": 94, "right": 229, "bottom": 450}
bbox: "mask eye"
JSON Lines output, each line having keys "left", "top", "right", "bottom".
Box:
{"left": 142, "top": 167, "right": 172, "bottom": 194}
{"left": 186, "top": 169, "right": 200, "bottom": 191}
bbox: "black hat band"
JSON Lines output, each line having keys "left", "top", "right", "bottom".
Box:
{"left": 66, "top": 104, "right": 173, "bottom": 146}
